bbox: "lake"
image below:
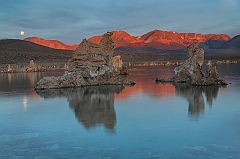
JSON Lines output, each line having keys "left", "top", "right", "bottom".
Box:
{"left": 0, "top": 64, "right": 240, "bottom": 159}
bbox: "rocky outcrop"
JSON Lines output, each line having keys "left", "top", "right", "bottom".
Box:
{"left": 119, "top": 66, "right": 130, "bottom": 75}
{"left": 21, "top": 60, "right": 46, "bottom": 72}
{"left": 123, "top": 80, "right": 136, "bottom": 86}
{"left": 34, "top": 32, "right": 133, "bottom": 89}
{"left": 0, "top": 60, "right": 46, "bottom": 73}
{"left": 112, "top": 55, "right": 123, "bottom": 72}
{"left": 156, "top": 44, "right": 228, "bottom": 85}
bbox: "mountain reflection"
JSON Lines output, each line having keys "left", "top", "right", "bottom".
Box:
{"left": 36, "top": 85, "right": 124, "bottom": 130}
{"left": 173, "top": 83, "right": 222, "bottom": 116}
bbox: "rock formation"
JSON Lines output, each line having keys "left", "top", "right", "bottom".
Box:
{"left": 34, "top": 32, "right": 133, "bottom": 89}
{"left": 112, "top": 55, "right": 123, "bottom": 73}
{"left": 21, "top": 60, "right": 46, "bottom": 72}
{"left": 156, "top": 44, "right": 228, "bottom": 85}
{"left": 7, "top": 64, "right": 12, "bottom": 73}
{"left": 119, "top": 66, "right": 130, "bottom": 75}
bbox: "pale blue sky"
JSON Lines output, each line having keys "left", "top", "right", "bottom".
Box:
{"left": 0, "top": 0, "right": 239, "bottom": 43}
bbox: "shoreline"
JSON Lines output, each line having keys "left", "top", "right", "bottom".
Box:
{"left": 1, "top": 58, "right": 239, "bottom": 67}
{"left": 0, "top": 59, "right": 238, "bottom": 74}
{"left": 124, "top": 59, "right": 239, "bottom": 67}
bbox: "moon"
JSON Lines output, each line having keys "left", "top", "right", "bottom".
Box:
{"left": 20, "top": 31, "right": 24, "bottom": 35}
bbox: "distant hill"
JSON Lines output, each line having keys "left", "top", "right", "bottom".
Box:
{"left": 218, "top": 35, "right": 240, "bottom": 50}
{"left": 0, "top": 39, "right": 168, "bottom": 65}
{"left": 0, "top": 39, "right": 72, "bottom": 64}
{"left": 24, "top": 37, "right": 78, "bottom": 50}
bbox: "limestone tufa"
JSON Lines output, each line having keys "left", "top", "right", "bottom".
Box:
{"left": 22, "top": 60, "right": 46, "bottom": 72}
{"left": 156, "top": 44, "right": 228, "bottom": 85}
{"left": 35, "top": 32, "right": 132, "bottom": 89}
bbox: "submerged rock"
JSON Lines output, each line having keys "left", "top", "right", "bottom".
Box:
{"left": 123, "top": 80, "right": 136, "bottom": 86}
{"left": 35, "top": 32, "right": 134, "bottom": 89}
{"left": 156, "top": 44, "right": 228, "bottom": 86}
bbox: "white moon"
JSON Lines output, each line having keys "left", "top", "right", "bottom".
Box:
{"left": 20, "top": 31, "right": 24, "bottom": 35}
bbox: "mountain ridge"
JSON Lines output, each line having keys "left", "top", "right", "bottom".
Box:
{"left": 24, "top": 30, "right": 233, "bottom": 51}
{"left": 88, "top": 30, "right": 230, "bottom": 50}
{"left": 24, "top": 37, "right": 78, "bottom": 50}
{"left": 1, "top": 37, "right": 239, "bottom": 66}
{"left": 0, "top": 39, "right": 73, "bottom": 64}
{"left": 218, "top": 35, "right": 240, "bottom": 49}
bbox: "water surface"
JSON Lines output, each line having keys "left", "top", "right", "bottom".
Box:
{"left": 0, "top": 64, "right": 240, "bottom": 159}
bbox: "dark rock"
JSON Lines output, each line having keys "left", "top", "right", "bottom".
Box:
{"left": 123, "top": 80, "right": 136, "bottom": 86}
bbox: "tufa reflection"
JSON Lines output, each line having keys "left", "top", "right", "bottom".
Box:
{"left": 36, "top": 85, "right": 124, "bottom": 131}
{"left": 173, "top": 83, "right": 225, "bottom": 117}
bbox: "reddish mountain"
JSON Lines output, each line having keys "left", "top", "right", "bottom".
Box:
{"left": 24, "top": 30, "right": 231, "bottom": 51}
{"left": 88, "top": 30, "right": 143, "bottom": 48}
{"left": 88, "top": 30, "right": 230, "bottom": 50}
{"left": 140, "top": 30, "right": 230, "bottom": 49}
{"left": 24, "top": 37, "right": 78, "bottom": 50}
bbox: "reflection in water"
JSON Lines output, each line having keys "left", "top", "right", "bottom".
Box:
{"left": 7, "top": 73, "right": 12, "bottom": 84}
{"left": 23, "top": 96, "right": 28, "bottom": 111}
{"left": 115, "top": 66, "right": 176, "bottom": 100}
{"left": 0, "top": 70, "right": 65, "bottom": 93}
{"left": 36, "top": 85, "right": 124, "bottom": 130}
{"left": 173, "top": 83, "right": 223, "bottom": 116}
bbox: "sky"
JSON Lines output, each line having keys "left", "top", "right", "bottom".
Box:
{"left": 0, "top": 0, "right": 240, "bottom": 44}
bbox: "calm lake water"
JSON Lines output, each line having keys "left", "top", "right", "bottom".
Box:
{"left": 0, "top": 64, "right": 240, "bottom": 159}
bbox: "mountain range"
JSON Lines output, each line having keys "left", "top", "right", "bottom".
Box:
{"left": 1, "top": 29, "right": 239, "bottom": 65}
{"left": 89, "top": 30, "right": 230, "bottom": 50}
{"left": 23, "top": 30, "right": 239, "bottom": 51}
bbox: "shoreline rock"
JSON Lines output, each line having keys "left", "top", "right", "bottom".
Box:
{"left": 35, "top": 32, "right": 134, "bottom": 89}
{"left": 156, "top": 44, "right": 228, "bottom": 86}
{"left": 21, "top": 60, "right": 47, "bottom": 73}
{"left": 0, "top": 60, "right": 46, "bottom": 73}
